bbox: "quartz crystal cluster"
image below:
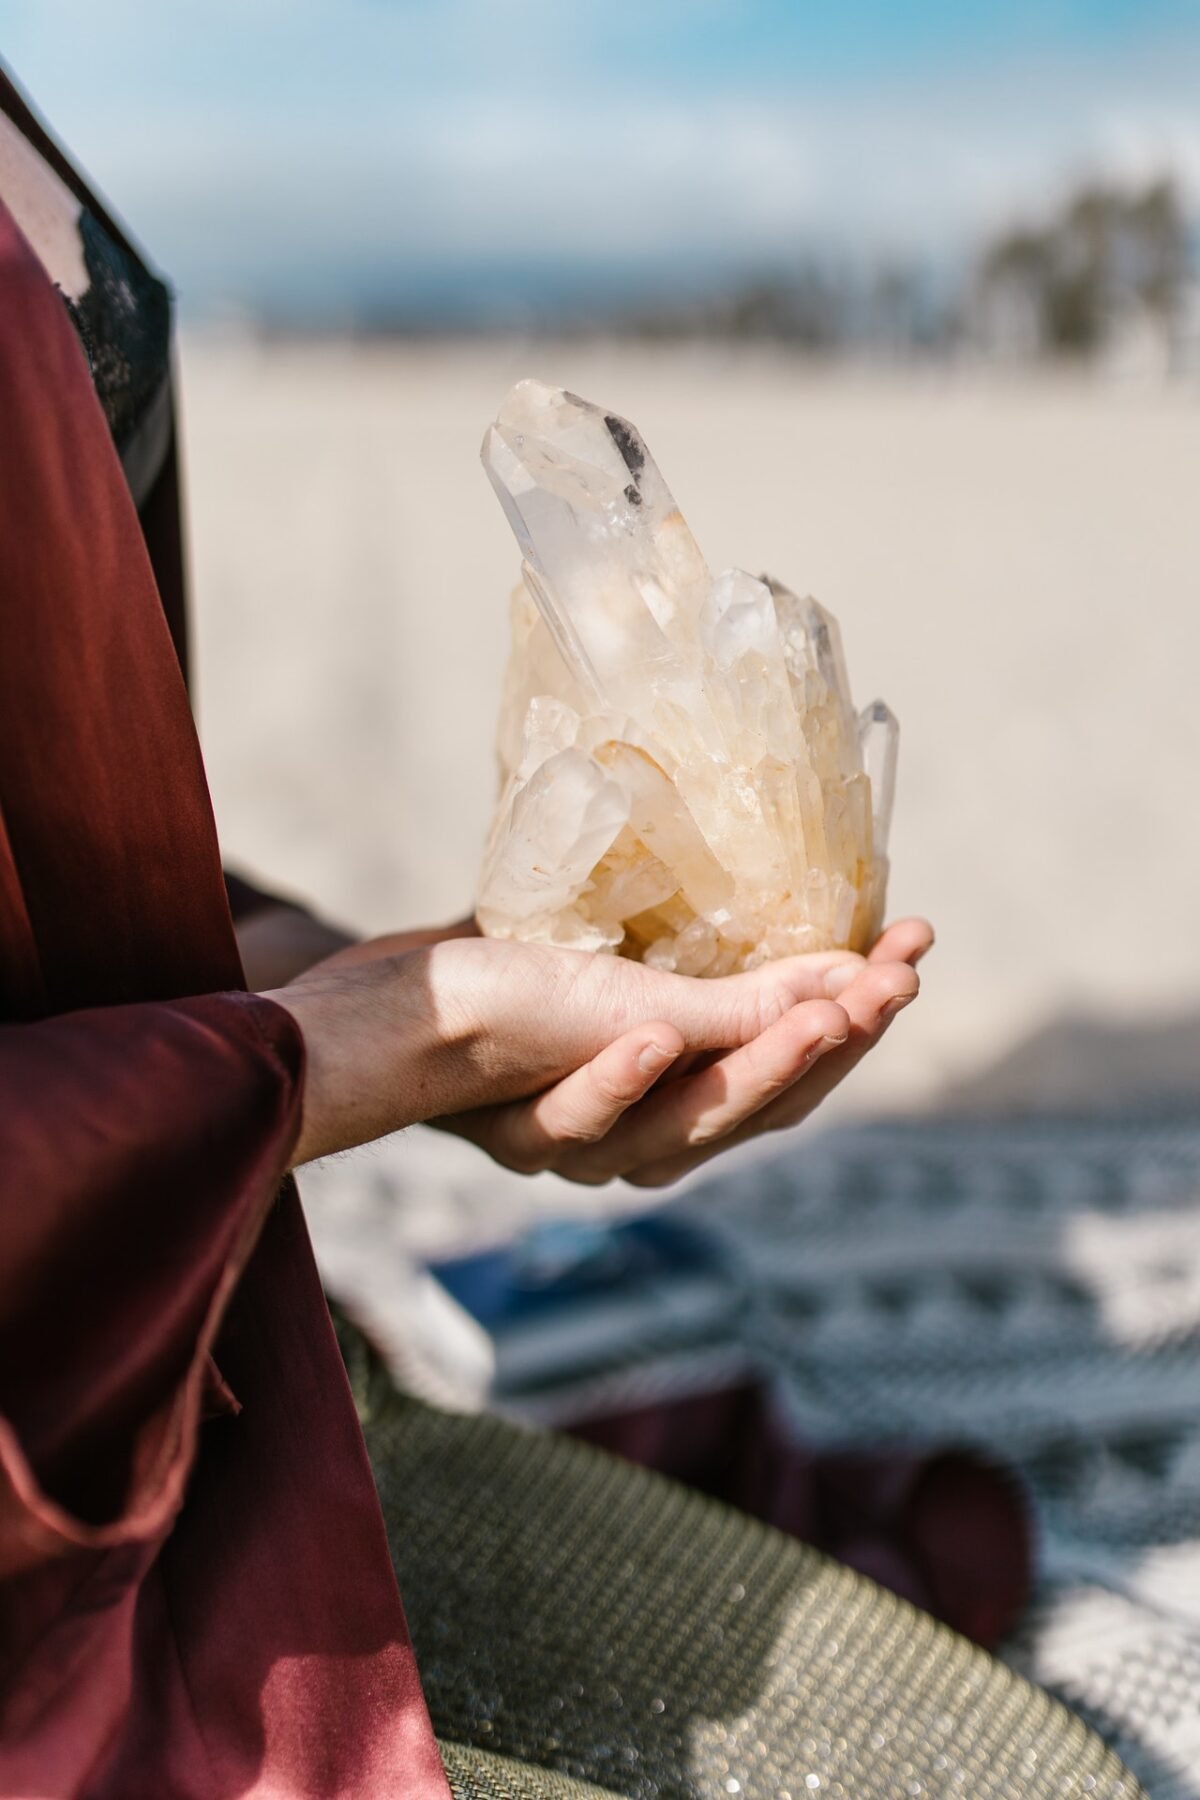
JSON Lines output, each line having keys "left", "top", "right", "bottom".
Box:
{"left": 476, "top": 380, "right": 897, "bottom": 972}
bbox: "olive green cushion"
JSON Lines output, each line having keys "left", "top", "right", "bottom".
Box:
{"left": 341, "top": 1323, "right": 1140, "bottom": 1799}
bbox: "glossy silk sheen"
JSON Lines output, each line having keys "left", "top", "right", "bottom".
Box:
{"left": 0, "top": 196, "right": 448, "bottom": 1797}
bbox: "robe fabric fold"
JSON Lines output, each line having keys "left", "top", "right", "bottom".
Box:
{"left": 0, "top": 191, "right": 448, "bottom": 1797}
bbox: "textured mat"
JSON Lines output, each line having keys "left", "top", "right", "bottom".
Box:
{"left": 440, "top": 1741, "right": 623, "bottom": 1800}
{"left": 341, "top": 1328, "right": 1139, "bottom": 1800}
{"left": 477, "top": 1113, "right": 1200, "bottom": 1798}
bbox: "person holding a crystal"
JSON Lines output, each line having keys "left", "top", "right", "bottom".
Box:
{"left": 280, "top": 382, "right": 928, "bottom": 1195}
{"left": 0, "top": 65, "right": 1134, "bottom": 1800}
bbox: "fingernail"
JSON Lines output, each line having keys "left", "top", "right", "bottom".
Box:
{"left": 818, "top": 1031, "right": 849, "bottom": 1051}
{"left": 823, "top": 961, "right": 860, "bottom": 998}
{"left": 883, "top": 991, "right": 917, "bottom": 1018}
{"left": 639, "top": 1041, "right": 679, "bottom": 1075}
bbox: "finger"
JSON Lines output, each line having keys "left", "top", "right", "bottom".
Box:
{"left": 492, "top": 1021, "right": 685, "bottom": 1174}
{"left": 434, "top": 945, "right": 867, "bottom": 1159}
{"left": 561, "top": 998, "right": 849, "bottom": 1185}
{"left": 753, "top": 958, "right": 919, "bottom": 1124}
{"left": 629, "top": 950, "right": 867, "bottom": 1055}
{"left": 868, "top": 917, "right": 934, "bottom": 967}
{"left": 644, "top": 954, "right": 865, "bottom": 1079}
{"left": 627, "top": 963, "right": 919, "bottom": 1186}
{"left": 636, "top": 957, "right": 863, "bottom": 1080}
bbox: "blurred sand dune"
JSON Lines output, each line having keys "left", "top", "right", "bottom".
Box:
{"left": 185, "top": 336, "right": 1200, "bottom": 1125}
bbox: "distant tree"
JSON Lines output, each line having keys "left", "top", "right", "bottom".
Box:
{"left": 1124, "top": 177, "right": 1188, "bottom": 315}
{"left": 867, "top": 261, "right": 921, "bottom": 351}
{"left": 974, "top": 176, "right": 1188, "bottom": 358}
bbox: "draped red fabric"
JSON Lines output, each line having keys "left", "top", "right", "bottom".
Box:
{"left": 0, "top": 198, "right": 449, "bottom": 1796}
{"left": 571, "top": 1383, "right": 1031, "bottom": 1650}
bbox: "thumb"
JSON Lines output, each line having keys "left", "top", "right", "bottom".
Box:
{"left": 644, "top": 956, "right": 861, "bottom": 1052}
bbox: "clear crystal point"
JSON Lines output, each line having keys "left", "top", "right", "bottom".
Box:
{"left": 476, "top": 382, "right": 897, "bottom": 967}
{"left": 482, "top": 380, "right": 710, "bottom": 717}
{"left": 858, "top": 699, "right": 899, "bottom": 856}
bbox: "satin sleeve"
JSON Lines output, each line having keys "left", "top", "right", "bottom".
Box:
{"left": 0, "top": 990, "right": 303, "bottom": 1576}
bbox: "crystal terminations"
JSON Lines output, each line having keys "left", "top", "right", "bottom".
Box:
{"left": 476, "top": 381, "right": 897, "bottom": 974}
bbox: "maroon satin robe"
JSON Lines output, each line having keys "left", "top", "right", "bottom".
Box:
{"left": 0, "top": 187, "right": 448, "bottom": 1795}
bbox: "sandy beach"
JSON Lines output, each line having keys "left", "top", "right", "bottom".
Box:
{"left": 181, "top": 336, "right": 1200, "bottom": 1251}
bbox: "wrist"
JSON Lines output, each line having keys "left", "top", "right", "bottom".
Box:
{"left": 264, "top": 953, "right": 436, "bottom": 1167}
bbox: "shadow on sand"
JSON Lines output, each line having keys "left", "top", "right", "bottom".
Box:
{"left": 934, "top": 1007, "right": 1200, "bottom": 1119}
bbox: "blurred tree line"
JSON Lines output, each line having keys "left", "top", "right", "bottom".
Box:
{"left": 608, "top": 175, "right": 1195, "bottom": 367}
{"left": 971, "top": 177, "right": 1189, "bottom": 359}
{"left": 324, "top": 172, "right": 1196, "bottom": 369}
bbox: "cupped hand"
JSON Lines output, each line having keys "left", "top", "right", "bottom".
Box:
{"left": 436, "top": 917, "right": 932, "bottom": 1187}
{"left": 270, "top": 915, "right": 931, "bottom": 1180}
{"left": 264, "top": 921, "right": 928, "bottom": 1173}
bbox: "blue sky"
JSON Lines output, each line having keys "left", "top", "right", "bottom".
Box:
{"left": 4, "top": 1, "right": 1200, "bottom": 317}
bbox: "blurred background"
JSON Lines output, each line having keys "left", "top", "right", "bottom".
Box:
{"left": 4, "top": 0, "right": 1199, "bottom": 1216}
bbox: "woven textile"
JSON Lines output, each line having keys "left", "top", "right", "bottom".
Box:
{"left": 440, "top": 1742, "right": 623, "bottom": 1800}
{"left": 341, "top": 1327, "right": 1138, "bottom": 1799}
{"left": 473, "top": 1113, "right": 1200, "bottom": 1798}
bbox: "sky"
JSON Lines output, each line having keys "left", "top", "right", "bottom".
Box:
{"left": 4, "top": 0, "right": 1200, "bottom": 320}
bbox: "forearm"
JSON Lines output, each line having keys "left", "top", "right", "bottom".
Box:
{"left": 264, "top": 934, "right": 610, "bottom": 1169}
{"left": 264, "top": 949, "right": 495, "bottom": 1168}
{"left": 248, "top": 917, "right": 486, "bottom": 1166}
{"left": 264, "top": 958, "right": 425, "bottom": 1167}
